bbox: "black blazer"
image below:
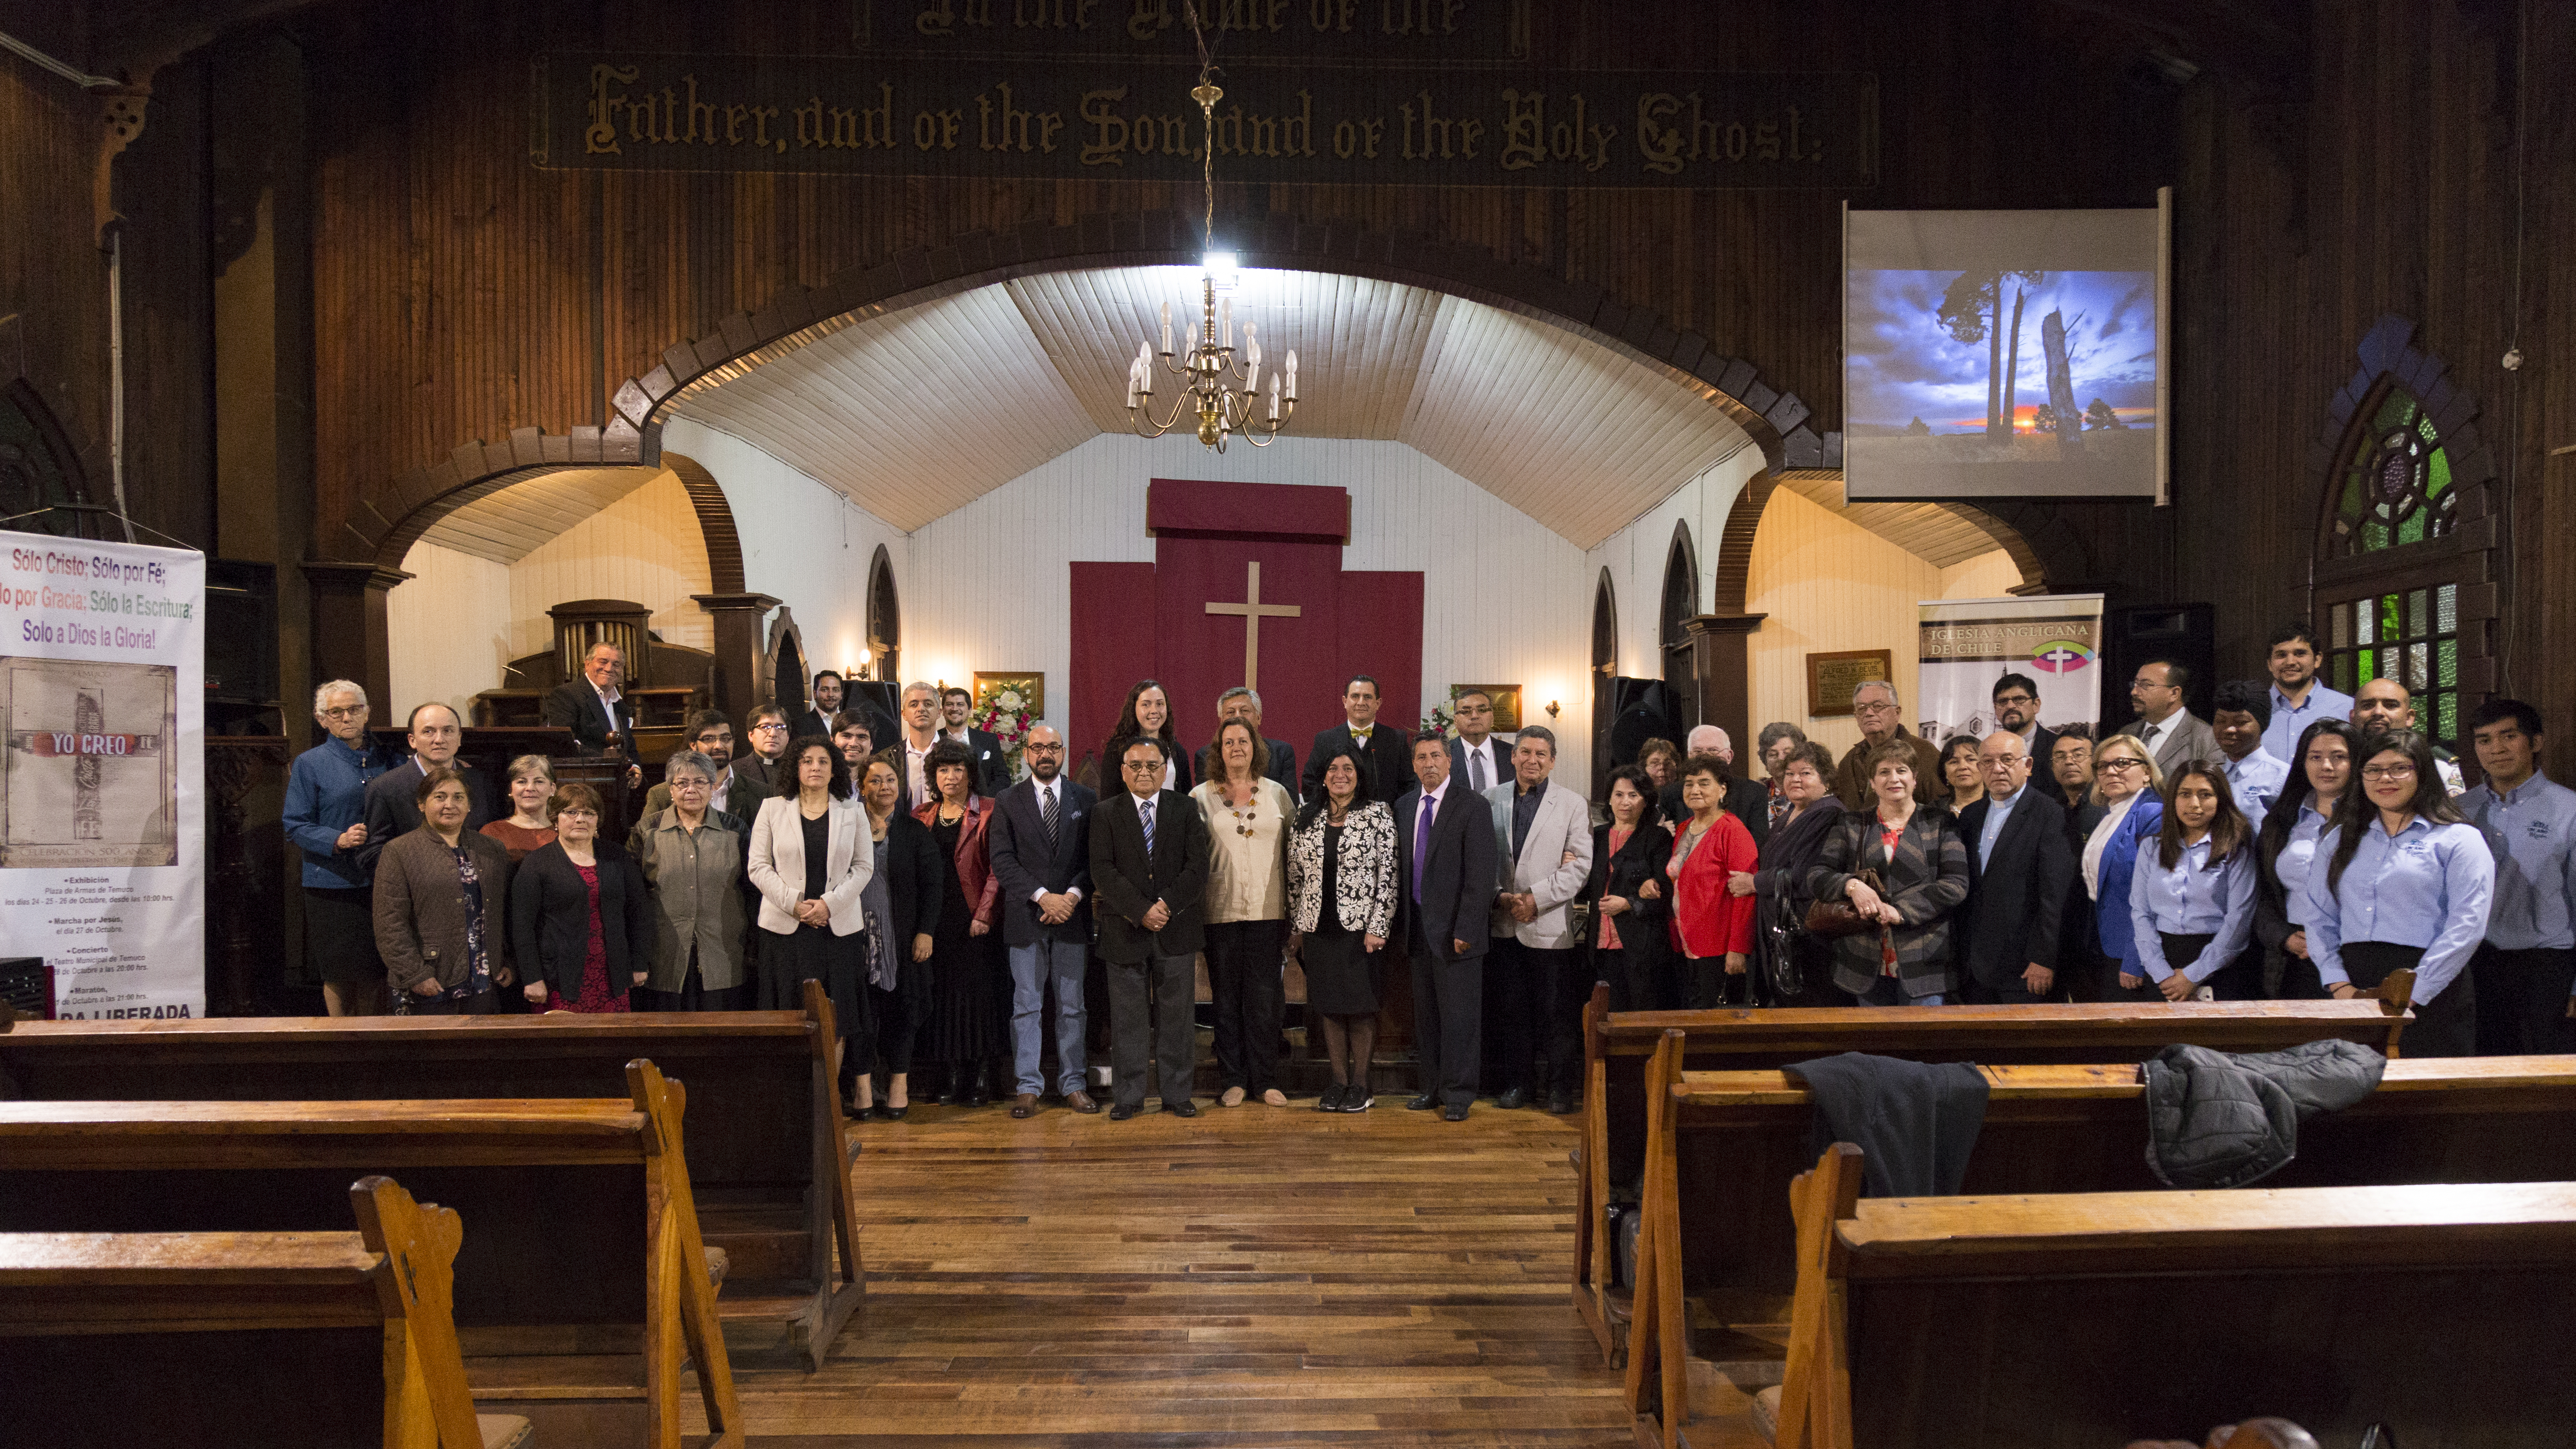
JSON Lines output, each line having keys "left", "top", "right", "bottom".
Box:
{"left": 1103, "top": 731, "right": 1194, "bottom": 800}
{"left": 540, "top": 680, "right": 636, "bottom": 755}
{"left": 1087, "top": 788, "right": 1210, "bottom": 963}
{"left": 1305, "top": 722, "right": 1412, "bottom": 805}
{"left": 1754, "top": 795, "right": 1846, "bottom": 915}
{"left": 508, "top": 839, "right": 653, "bottom": 998}
{"left": 359, "top": 760, "right": 497, "bottom": 876}
{"left": 1953, "top": 789, "right": 2076, "bottom": 988}
{"left": 875, "top": 810, "right": 943, "bottom": 958}
{"left": 1395, "top": 782, "right": 1498, "bottom": 963}
{"left": 1582, "top": 819, "right": 1674, "bottom": 968}
{"left": 1447, "top": 736, "right": 1512, "bottom": 794}
{"left": 988, "top": 776, "right": 1097, "bottom": 947}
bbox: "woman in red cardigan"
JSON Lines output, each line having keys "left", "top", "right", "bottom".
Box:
{"left": 1665, "top": 751, "right": 1760, "bottom": 1007}
{"left": 914, "top": 738, "right": 1006, "bottom": 1105}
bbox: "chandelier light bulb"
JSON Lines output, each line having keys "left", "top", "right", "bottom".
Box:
{"left": 1160, "top": 301, "right": 1172, "bottom": 355}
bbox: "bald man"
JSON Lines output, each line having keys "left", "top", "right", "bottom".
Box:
{"left": 2351, "top": 678, "right": 2467, "bottom": 795}
{"left": 1952, "top": 730, "right": 2076, "bottom": 1003}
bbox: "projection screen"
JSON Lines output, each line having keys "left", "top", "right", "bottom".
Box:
{"left": 1843, "top": 191, "right": 2169, "bottom": 503}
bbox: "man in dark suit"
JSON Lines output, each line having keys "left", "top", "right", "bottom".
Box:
{"left": 1089, "top": 736, "right": 1211, "bottom": 1121}
{"left": 542, "top": 641, "right": 637, "bottom": 754}
{"left": 1206, "top": 686, "right": 1296, "bottom": 794}
{"left": 1954, "top": 731, "right": 2077, "bottom": 1004}
{"left": 735, "top": 702, "right": 794, "bottom": 795}
{"left": 1657, "top": 725, "right": 1771, "bottom": 848}
{"left": 989, "top": 724, "right": 1099, "bottom": 1117}
{"left": 1397, "top": 733, "right": 1500, "bottom": 1121}
{"left": 1446, "top": 689, "right": 1511, "bottom": 797}
{"left": 1305, "top": 674, "right": 1411, "bottom": 805}
{"left": 794, "top": 670, "right": 846, "bottom": 741}
{"left": 1991, "top": 672, "right": 2060, "bottom": 777}
{"left": 940, "top": 686, "right": 1010, "bottom": 796}
{"left": 358, "top": 702, "right": 496, "bottom": 875}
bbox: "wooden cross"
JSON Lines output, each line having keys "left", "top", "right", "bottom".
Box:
{"left": 1204, "top": 561, "right": 1303, "bottom": 692}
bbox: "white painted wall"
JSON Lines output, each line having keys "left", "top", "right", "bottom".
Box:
{"left": 387, "top": 541, "right": 513, "bottom": 720}
{"left": 1580, "top": 444, "right": 1769, "bottom": 703}
{"left": 657, "top": 417, "right": 910, "bottom": 681}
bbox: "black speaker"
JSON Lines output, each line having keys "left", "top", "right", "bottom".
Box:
{"left": 0, "top": 957, "right": 51, "bottom": 1020}
{"left": 1604, "top": 677, "right": 1680, "bottom": 766}
{"left": 2102, "top": 603, "right": 2217, "bottom": 729}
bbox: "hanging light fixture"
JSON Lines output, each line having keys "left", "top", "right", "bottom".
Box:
{"left": 1124, "top": 7, "right": 1297, "bottom": 451}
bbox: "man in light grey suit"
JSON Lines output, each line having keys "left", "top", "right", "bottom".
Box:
{"left": 2129, "top": 658, "right": 2218, "bottom": 779}
{"left": 1480, "top": 725, "right": 1595, "bottom": 1115}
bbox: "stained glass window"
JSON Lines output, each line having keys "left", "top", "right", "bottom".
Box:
{"left": 2325, "top": 583, "right": 2460, "bottom": 743}
{"left": 2328, "top": 386, "right": 2458, "bottom": 560}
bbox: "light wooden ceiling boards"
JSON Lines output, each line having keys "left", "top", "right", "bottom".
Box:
{"left": 416, "top": 466, "right": 662, "bottom": 564}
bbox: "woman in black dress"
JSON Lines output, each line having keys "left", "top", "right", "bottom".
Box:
{"left": 914, "top": 739, "right": 1006, "bottom": 1106}
{"left": 1285, "top": 742, "right": 1399, "bottom": 1112}
{"left": 857, "top": 750, "right": 941, "bottom": 1117}
{"left": 1583, "top": 765, "right": 1674, "bottom": 1013}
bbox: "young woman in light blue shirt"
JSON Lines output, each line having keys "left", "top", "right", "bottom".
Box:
{"left": 2128, "top": 763, "right": 2260, "bottom": 1000}
{"left": 2302, "top": 728, "right": 2496, "bottom": 1057}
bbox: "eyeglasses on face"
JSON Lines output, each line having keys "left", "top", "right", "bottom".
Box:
{"left": 1122, "top": 759, "right": 1163, "bottom": 772}
{"left": 1026, "top": 742, "right": 1064, "bottom": 753}
{"left": 751, "top": 722, "right": 788, "bottom": 733}
{"left": 1993, "top": 693, "right": 2037, "bottom": 708}
{"left": 320, "top": 705, "right": 365, "bottom": 720}
{"left": 2097, "top": 757, "right": 2145, "bottom": 773}
{"left": 2361, "top": 764, "right": 2418, "bottom": 781}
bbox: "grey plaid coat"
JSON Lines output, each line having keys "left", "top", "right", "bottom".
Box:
{"left": 1806, "top": 808, "right": 1972, "bottom": 999}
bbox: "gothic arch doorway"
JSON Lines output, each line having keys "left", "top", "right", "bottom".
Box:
{"left": 1591, "top": 568, "right": 1618, "bottom": 796}
{"left": 1659, "top": 521, "right": 1701, "bottom": 730}
{"left": 865, "top": 544, "right": 901, "bottom": 684}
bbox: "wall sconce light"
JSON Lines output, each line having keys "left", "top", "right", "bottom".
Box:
{"left": 1546, "top": 700, "right": 1562, "bottom": 720}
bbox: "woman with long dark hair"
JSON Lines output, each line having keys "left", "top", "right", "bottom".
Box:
{"left": 1583, "top": 765, "right": 1674, "bottom": 1013}
{"left": 915, "top": 738, "right": 1006, "bottom": 1104}
{"left": 1285, "top": 740, "right": 1399, "bottom": 1111}
{"left": 2302, "top": 727, "right": 2496, "bottom": 1056}
{"left": 2126, "top": 763, "right": 2259, "bottom": 1001}
{"left": 746, "top": 737, "right": 874, "bottom": 1041}
{"left": 1103, "top": 678, "right": 1192, "bottom": 795}
{"left": 854, "top": 750, "right": 940, "bottom": 1118}
{"left": 2255, "top": 718, "right": 2358, "bottom": 999}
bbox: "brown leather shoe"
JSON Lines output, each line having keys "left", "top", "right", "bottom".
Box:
{"left": 1010, "top": 1093, "right": 1038, "bottom": 1119}
{"left": 1064, "top": 1090, "right": 1100, "bottom": 1114}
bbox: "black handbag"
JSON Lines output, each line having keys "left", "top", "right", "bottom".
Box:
{"left": 1761, "top": 889, "right": 1806, "bottom": 999}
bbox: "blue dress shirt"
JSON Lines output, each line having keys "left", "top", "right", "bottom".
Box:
{"left": 2460, "top": 772, "right": 2576, "bottom": 954}
{"left": 2263, "top": 681, "right": 2356, "bottom": 764}
{"left": 281, "top": 735, "right": 391, "bottom": 889}
{"left": 2216, "top": 749, "right": 2290, "bottom": 824}
{"left": 2301, "top": 815, "right": 2496, "bottom": 1002}
{"left": 2129, "top": 836, "right": 2257, "bottom": 982}
{"left": 2272, "top": 805, "right": 2332, "bottom": 928}
{"left": 1976, "top": 784, "right": 2024, "bottom": 871}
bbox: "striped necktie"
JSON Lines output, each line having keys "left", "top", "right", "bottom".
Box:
{"left": 1041, "top": 782, "right": 1060, "bottom": 854}
{"left": 1139, "top": 797, "right": 1157, "bottom": 853}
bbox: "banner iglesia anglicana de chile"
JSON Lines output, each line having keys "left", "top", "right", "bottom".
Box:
{"left": 1914, "top": 594, "right": 2105, "bottom": 749}
{"left": 0, "top": 531, "right": 204, "bottom": 1020}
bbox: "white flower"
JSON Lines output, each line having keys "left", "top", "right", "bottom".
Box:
{"left": 997, "top": 690, "right": 1024, "bottom": 711}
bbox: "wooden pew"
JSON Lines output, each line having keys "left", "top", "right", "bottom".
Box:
{"left": 1570, "top": 977, "right": 2415, "bottom": 1362}
{"left": 0, "top": 1175, "right": 529, "bottom": 1449}
{"left": 0, "top": 978, "right": 861, "bottom": 1368}
{"left": 1626, "top": 1052, "right": 2576, "bottom": 1449}
{"left": 1715, "top": 1145, "right": 2576, "bottom": 1449}
{"left": 0, "top": 1060, "right": 740, "bottom": 1449}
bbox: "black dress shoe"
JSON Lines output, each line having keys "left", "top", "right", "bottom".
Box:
{"left": 1339, "top": 1085, "right": 1373, "bottom": 1112}
{"left": 1496, "top": 1087, "right": 1530, "bottom": 1110}
{"left": 1546, "top": 1090, "right": 1577, "bottom": 1116}
{"left": 1405, "top": 1092, "right": 1439, "bottom": 1111}
{"left": 1165, "top": 1099, "right": 1197, "bottom": 1118}
{"left": 1316, "top": 1082, "right": 1346, "bottom": 1112}
{"left": 1110, "top": 1103, "right": 1138, "bottom": 1121}
{"left": 876, "top": 1104, "right": 908, "bottom": 1120}
{"left": 935, "top": 1067, "right": 962, "bottom": 1106}
{"left": 1441, "top": 1103, "right": 1469, "bottom": 1121}
{"left": 962, "top": 1066, "right": 992, "bottom": 1108}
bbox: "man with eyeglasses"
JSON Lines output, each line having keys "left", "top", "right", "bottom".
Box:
{"left": 2128, "top": 658, "right": 2216, "bottom": 780}
{"left": 636, "top": 710, "right": 766, "bottom": 828}
{"left": 1089, "top": 736, "right": 1210, "bottom": 1120}
{"left": 988, "top": 724, "right": 1100, "bottom": 1116}
{"left": 1990, "top": 672, "right": 2060, "bottom": 771}
{"left": 282, "top": 680, "right": 396, "bottom": 1015}
{"left": 1954, "top": 732, "right": 2075, "bottom": 1004}
{"left": 1830, "top": 680, "right": 1944, "bottom": 811}
{"left": 735, "top": 702, "right": 795, "bottom": 794}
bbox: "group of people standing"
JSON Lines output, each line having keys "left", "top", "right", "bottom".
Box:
{"left": 1702, "top": 621, "right": 2568, "bottom": 1062}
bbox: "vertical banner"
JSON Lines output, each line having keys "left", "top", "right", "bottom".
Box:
{"left": 0, "top": 531, "right": 204, "bottom": 1019}
{"left": 1916, "top": 594, "right": 2105, "bottom": 747}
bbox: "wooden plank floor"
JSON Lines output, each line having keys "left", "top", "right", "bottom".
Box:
{"left": 708, "top": 1096, "right": 1692, "bottom": 1446}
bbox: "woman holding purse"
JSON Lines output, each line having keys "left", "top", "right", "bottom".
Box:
{"left": 1805, "top": 741, "right": 1971, "bottom": 1006}
{"left": 1731, "top": 741, "right": 1845, "bottom": 1007}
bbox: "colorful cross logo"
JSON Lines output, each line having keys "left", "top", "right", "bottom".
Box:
{"left": 2031, "top": 641, "right": 2094, "bottom": 674}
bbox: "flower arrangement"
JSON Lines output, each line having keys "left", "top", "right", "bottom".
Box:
{"left": 1417, "top": 699, "right": 1456, "bottom": 740}
{"left": 974, "top": 685, "right": 1035, "bottom": 780}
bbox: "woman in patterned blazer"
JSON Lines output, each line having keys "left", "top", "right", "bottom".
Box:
{"left": 1286, "top": 741, "right": 1401, "bottom": 1112}
{"left": 1807, "top": 740, "right": 1972, "bottom": 1005}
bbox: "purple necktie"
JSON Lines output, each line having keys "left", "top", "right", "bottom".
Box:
{"left": 1413, "top": 789, "right": 1435, "bottom": 902}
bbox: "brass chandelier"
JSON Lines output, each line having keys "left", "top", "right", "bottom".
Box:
{"left": 1123, "top": 12, "right": 1298, "bottom": 451}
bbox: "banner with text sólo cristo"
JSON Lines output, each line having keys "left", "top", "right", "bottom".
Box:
{"left": 1915, "top": 594, "right": 2104, "bottom": 751}
{"left": 0, "top": 531, "right": 203, "bottom": 1020}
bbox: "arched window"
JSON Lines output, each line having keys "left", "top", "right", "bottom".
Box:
{"left": 2309, "top": 319, "right": 2498, "bottom": 749}
{"left": 865, "top": 544, "right": 901, "bottom": 683}
{"left": 1591, "top": 568, "right": 1618, "bottom": 795}
{"left": 1659, "top": 521, "right": 1699, "bottom": 697}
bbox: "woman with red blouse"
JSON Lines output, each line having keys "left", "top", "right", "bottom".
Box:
{"left": 1665, "top": 752, "right": 1760, "bottom": 1007}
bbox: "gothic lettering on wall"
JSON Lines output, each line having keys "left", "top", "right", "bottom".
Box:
{"left": 867, "top": 0, "right": 1531, "bottom": 60}
{"left": 531, "top": 54, "right": 1877, "bottom": 189}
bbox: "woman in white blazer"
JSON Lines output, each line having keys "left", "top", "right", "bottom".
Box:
{"left": 748, "top": 736, "right": 876, "bottom": 1031}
